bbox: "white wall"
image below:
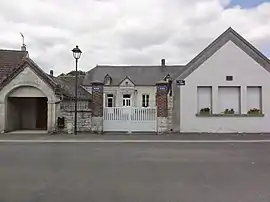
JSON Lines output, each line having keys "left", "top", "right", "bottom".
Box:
{"left": 103, "top": 86, "right": 156, "bottom": 107}
{"left": 179, "top": 41, "right": 270, "bottom": 133}
{"left": 9, "top": 86, "right": 46, "bottom": 97}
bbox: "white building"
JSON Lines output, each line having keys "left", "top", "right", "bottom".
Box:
{"left": 82, "top": 62, "right": 186, "bottom": 132}
{"left": 83, "top": 62, "right": 185, "bottom": 108}
{"left": 173, "top": 27, "right": 270, "bottom": 133}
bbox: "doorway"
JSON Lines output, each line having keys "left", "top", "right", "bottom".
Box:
{"left": 6, "top": 97, "right": 48, "bottom": 131}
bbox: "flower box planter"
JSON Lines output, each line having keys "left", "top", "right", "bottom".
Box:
{"left": 247, "top": 108, "right": 262, "bottom": 115}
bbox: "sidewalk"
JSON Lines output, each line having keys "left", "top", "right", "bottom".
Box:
{"left": 1, "top": 132, "right": 270, "bottom": 141}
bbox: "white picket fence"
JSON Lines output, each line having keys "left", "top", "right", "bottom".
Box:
{"left": 103, "top": 107, "right": 157, "bottom": 132}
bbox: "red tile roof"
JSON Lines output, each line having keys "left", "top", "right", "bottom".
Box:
{"left": 0, "top": 49, "right": 28, "bottom": 81}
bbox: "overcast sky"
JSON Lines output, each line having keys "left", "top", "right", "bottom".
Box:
{"left": 0, "top": 0, "right": 269, "bottom": 75}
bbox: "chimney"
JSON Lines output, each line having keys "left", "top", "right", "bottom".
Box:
{"left": 161, "top": 58, "right": 166, "bottom": 67}
{"left": 50, "top": 70, "right": 54, "bottom": 77}
{"left": 21, "top": 44, "right": 26, "bottom": 51}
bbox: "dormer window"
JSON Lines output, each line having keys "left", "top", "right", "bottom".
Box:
{"left": 104, "top": 74, "right": 112, "bottom": 85}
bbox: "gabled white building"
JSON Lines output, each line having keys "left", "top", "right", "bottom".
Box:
{"left": 173, "top": 27, "right": 270, "bottom": 133}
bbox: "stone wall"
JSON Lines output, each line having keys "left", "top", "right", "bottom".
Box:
{"left": 0, "top": 66, "right": 60, "bottom": 133}
{"left": 58, "top": 100, "right": 92, "bottom": 133}
{"left": 167, "top": 96, "right": 173, "bottom": 132}
{"left": 60, "top": 111, "right": 92, "bottom": 133}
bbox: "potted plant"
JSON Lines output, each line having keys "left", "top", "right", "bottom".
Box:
{"left": 224, "top": 108, "right": 235, "bottom": 114}
{"left": 200, "top": 107, "right": 211, "bottom": 115}
{"left": 247, "top": 108, "right": 261, "bottom": 115}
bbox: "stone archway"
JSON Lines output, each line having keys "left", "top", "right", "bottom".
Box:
{"left": 5, "top": 86, "right": 49, "bottom": 132}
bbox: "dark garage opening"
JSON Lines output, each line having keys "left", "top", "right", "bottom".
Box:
{"left": 7, "top": 97, "right": 48, "bottom": 131}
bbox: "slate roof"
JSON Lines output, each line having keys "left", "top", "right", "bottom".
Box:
{"left": 0, "top": 49, "right": 28, "bottom": 81}
{"left": 83, "top": 65, "right": 187, "bottom": 86}
{"left": 54, "top": 75, "right": 91, "bottom": 100}
{"left": 178, "top": 27, "right": 270, "bottom": 80}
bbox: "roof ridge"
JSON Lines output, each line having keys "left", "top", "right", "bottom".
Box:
{"left": 0, "top": 49, "right": 27, "bottom": 52}
{"left": 96, "top": 65, "right": 185, "bottom": 68}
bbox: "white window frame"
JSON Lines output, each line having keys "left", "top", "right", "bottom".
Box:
{"left": 247, "top": 86, "right": 262, "bottom": 113}
{"left": 106, "top": 94, "right": 114, "bottom": 107}
{"left": 142, "top": 94, "right": 150, "bottom": 107}
{"left": 122, "top": 94, "right": 131, "bottom": 107}
{"left": 218, "top": 86, "right": 241, "bottom": 114}
{"left": 197, "top": 86, "right": 212, "bottom": 113}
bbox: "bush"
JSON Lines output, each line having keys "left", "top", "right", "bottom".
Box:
{"left": 200, "top": 108, "right": 211, "bottom": 114}
{"left": 247, "top": 108, "right": 261, "bottom": 114}
{"left": 224, "top": 108, "right": 234, "bottom": 114}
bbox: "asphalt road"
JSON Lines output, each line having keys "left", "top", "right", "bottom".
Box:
{"left": 0, "top": 142, "right": 270, "bottom": 202}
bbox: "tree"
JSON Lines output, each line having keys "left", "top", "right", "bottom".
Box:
{"left": 58, "top": 70, "right": 86, "bottom": 77}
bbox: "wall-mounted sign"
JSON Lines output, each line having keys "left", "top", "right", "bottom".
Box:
{"left": 158, "top": 86, "right": 167, "bottom": 91}
{"left": 92, "top": 86, "right": 102, "bottom": 92}
{"left": 176, "top": 80, "right": 185, "bottom": 86}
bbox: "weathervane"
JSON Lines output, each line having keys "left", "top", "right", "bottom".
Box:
{"left": 20, "top": 32, "right": 26, "bottom": 51}
{"left": 20, "top": 32, "right": 25, "bottom": 46}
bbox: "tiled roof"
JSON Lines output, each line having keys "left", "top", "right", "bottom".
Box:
{"left": 0, "top": 51, "right": 91, "bottom": 100}
{"left": 0, "top": 49, "right": 28, "bottom": 81}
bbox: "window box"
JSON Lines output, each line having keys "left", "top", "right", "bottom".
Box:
{"left": 247, "top": 108, "right": 262, "bottom": 115}
{"left": 199, "top": 107, "right": 211, "bottom": 115}
{"left": 196, "top": 113, "right": 264, "bottom": 117}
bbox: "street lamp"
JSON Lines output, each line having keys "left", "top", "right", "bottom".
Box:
{"left": 72, "top": 45, "right": 82, "bottom": 135}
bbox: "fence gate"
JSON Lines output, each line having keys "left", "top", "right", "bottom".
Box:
{"left": 103, "top": 107, "right": 157, "bottom": 132}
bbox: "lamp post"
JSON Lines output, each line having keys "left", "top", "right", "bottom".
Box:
{"left": 72, "top": 45, "right": 82, "bottom": 135}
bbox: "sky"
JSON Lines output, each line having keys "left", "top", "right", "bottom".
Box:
{"left": 229, "top": 0, "right": 269, "bottom": 8}
{"left": 0, "top": 0, "right": 269, "bottom": 75}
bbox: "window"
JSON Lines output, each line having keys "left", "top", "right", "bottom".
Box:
{"left": 247, "top": 86, "right": 262, "bottom": 113}
{"left": 142, "top": 94, "right": 150, "bottom": 107}
{"left": 218, "top": 86, "right": 241, "bottom": 114}
{"left": 106, "top": 94, "right": 114, "bottom": 107}
{"left": 104, "top": 75, "right": 111, "bottom": 85}
{"left": 197, "top": 87, "right": 212, "bottom": 113}
{"left": 122, "top": 94, "right": 131, "bottom": 107}
{"left": 226, "top": 76, "right": 233, "bottom": 81}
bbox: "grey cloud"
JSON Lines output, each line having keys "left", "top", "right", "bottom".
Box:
{"left": 0, "top": 0, "right": 269, "bottom": 76}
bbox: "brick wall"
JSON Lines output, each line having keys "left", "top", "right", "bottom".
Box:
{"left": 156, "top": 81, "right": 168, "bottom": 117}
{"left": 91, "top": 82, "right": 104, "bottom": 117}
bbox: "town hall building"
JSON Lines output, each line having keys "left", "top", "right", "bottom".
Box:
{"left": 0, "top": 27, "right": 269, "bottom": 134}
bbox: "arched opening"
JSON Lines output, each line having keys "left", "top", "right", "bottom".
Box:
{"left": 6, "top": 86, "right": 48, "bottom": 132}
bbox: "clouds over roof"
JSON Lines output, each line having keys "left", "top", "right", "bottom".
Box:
{"left": 0, "top": 0, "right": 269, "bottom": 75}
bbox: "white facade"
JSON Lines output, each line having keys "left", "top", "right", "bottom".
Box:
{"left": 103, "top": 85, "right": 156, "bottom": 108}
{"left": 179, "top": 41, "right": 270, "bottom": 133}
